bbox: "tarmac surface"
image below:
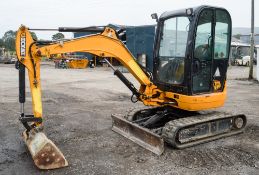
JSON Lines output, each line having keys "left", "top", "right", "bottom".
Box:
{"left": 0, "top": 63, "right": 259, "bottom": 175}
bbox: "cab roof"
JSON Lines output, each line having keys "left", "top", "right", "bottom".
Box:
{"left": 159, "top": 5, "right": 227, "bottom": 20}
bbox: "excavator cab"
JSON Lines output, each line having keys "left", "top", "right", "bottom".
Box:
{"left": 153, "top": 6, "right": 231, "bottom": 95}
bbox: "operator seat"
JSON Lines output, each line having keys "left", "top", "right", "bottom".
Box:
{"left": 158, "top": 58, "right": 184, "bottom": 84}
{"left": 192, "top": 44, "right": 212, "bottom": 92}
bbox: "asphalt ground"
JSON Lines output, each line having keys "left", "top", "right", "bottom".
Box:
{"left": 0, "top": 63, "right": 259, "bottom": 175}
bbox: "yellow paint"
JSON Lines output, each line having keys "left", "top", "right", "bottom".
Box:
{"left": 15, "top": 25, "right": 227, "bottom": 127}
{"left": 67, "top": 59, "right": 89, "bottom": 69}
{"left": 213, "top": 80, "right": 222, "bottom": 91}
{"left": 16, "top": 26, "right": 42, "bottom": 126}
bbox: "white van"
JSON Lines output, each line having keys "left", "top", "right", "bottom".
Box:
{"left": 235, "top": 55, "right": 251, "bottom": 66}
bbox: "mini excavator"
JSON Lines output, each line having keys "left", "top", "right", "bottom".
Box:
{"left": 15, "top": 6, "right": 246, "bottom": 170}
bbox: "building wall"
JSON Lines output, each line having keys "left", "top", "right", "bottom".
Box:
{"left": 73, "top": 25, "right": 156, "bottom": 71}
{"left": 240, "top": 35, "right": 259, "bottom": 45}
{"left": 126, "top": 25, "right": 155, "bottom": 72}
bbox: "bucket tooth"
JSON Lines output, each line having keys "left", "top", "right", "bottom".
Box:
{"left": 23, "top": 130, "right": 68, "bottom": 170}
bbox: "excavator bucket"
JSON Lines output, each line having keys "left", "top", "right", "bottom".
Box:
{"left": 23, "top": 130, "right": 68, "bottom": 170}
{"left": 111, "top": 114, "right": 164, "bottom": 155}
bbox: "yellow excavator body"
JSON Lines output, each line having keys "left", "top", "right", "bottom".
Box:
{"left": 15, "top": 5, "right": 246, "bottom": 170}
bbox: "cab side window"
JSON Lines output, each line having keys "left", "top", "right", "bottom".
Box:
{"left": 214, "top": 10, "right": 231, "bottom": 59}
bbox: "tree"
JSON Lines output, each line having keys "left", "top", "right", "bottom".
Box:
{"left": 2, "top": 30, "right": 16, "bottom": 51}
{"left": 0, "top": 30, "right": 37, "bottom": 52}
{"left": 233, "top": 34, "right": 241, "bottom": 40}
{"left": 52, "top": 33, "right": 65, "bottom": 41}
{"left": 0, "top": 39, "right": 4, "bottom": 48}
{"left": 2, "top": 30, "right": 16, "bottom": 41}
{"left": 30, "top": 32, "right": 38, "bottom": 40}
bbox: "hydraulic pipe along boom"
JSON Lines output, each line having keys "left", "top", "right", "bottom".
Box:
{"left": 104, "top": 58, "right": 140, "bottom": 99}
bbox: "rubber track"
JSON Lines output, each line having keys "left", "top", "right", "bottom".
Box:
{"left": 162, "top": 113, "right": 246, "bottom": 149}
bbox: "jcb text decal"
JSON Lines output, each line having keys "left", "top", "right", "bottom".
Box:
{"left": 20, "top": 33, "right": 26, "bottom": 57}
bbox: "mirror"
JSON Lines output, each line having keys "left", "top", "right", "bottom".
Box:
{"left": 151, "top": 13, "right": 158, "bottom": 22}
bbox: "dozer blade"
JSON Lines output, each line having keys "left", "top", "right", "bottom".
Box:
{"left": 111, "top": 114, "right": 164, "bottom": 155}
{"left": 23, "top": 130, "right": 68, "bottom": 170}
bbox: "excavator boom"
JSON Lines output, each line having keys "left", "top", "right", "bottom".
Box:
{"left": 16, "top": 25, "right": 163, "bottom": 169}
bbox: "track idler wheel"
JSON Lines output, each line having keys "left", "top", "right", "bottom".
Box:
{"left": 233, "top": 116, "right": 245, "bottom": 129}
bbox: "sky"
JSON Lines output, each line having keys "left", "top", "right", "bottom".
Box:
{"left": 0, "top": 0, "right": 258, "bottom": 40}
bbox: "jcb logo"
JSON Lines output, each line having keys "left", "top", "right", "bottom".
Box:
{"left": 20, "top": 33, "right": 26, "bottom": 57}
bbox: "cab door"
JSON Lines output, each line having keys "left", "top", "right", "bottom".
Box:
{"left": 192, "top": 9, "right": 214, "bottom": 94}
{"left": 192, "top": 8, "right": 232, "bottom": 94}
{"left": 212, "top": 9, "right": 232, "bottom": 92}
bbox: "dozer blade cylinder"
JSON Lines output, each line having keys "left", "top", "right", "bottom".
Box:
{"left": 23, "top": 130, "right": 68, "bottom": 169}
{"left": 111, "top": 114, "right": 164, "bottom": 155}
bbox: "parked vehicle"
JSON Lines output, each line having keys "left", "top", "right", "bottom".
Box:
{"left": 0, "top": 48, "right": 16, "bottom": 64}
{"left": 231, "top": 44, "right": 257, "bottom": 66}
{"left": 235, "top": 55, "right": 251, "bottom": 66}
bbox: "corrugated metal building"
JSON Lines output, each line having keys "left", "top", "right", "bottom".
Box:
{"left": 73, "top": 24, "right": 156, "bottom": 71}
{"left": 240, "top": 34, "right": 259, "bottom": 45}
{"left": 126, "top": 25, "right": 155, "bottom": 71}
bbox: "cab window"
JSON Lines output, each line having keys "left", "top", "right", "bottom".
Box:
{"left": 157, "top": 16, "right": 190, "bottom": 85}
{"left": 214, "top": 10, "right": 231, "bottom": 59}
